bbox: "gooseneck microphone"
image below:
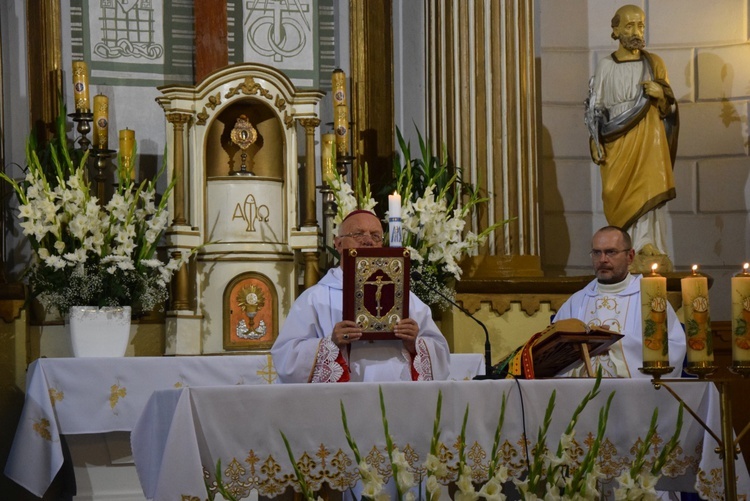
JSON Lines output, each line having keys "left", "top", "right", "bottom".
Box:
{"left": 411, "top": 270, "right": 500, "bottom": 380}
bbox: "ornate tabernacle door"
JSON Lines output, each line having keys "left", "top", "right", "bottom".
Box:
{"left": 158, "top": 64, "right": 323, "bottom": 354}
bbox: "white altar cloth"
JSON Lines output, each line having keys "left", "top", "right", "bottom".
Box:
{"left": 4, "top": 355, "right": 277, "bottom": 497}
{"left": 4, "top": 353, "right": 483, "bottom": 497}
{"left": 131, "top": 379, "right": 749, "bottom": 500}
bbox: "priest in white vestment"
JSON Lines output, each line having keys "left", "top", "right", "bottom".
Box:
{"left": 272, "top": 210, "right": 451, "bottom": 383}
{"left": 554, "top": 226, "right": 685, "bottom": 378}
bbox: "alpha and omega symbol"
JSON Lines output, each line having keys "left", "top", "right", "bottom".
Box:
{"left": 232, "top": 194, "right": 270, "bottom": 232}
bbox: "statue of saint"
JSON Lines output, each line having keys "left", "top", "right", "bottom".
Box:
{"left": 585, "top": 4, "right": 678, "bottom": 272}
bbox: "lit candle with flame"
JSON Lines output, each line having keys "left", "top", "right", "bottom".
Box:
{"left": 388, "top": 191, "right": 402, "bottom": 248}
{"left": 681, "top": 265, "right": 713, "bottom": 363}
{"left": 641, "top": 263, "right": 669, "bottom": 364}
{"left": 731, "top": 263, "right": 750, "bottom": 364}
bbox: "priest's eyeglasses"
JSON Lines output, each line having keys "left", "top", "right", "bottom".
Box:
{"left": 589, "top": 248, "right": 631, "bottom": 259}
{"left": 340, "top": 231, "right": 384, "bottom": 244}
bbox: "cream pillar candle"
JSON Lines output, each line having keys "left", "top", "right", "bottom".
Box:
{"left": 388, "top": 191, "right": 402, "bottom": 248}
{"left": 731, "top": 263, "right": 750, "bottom": 363}
{"left": 72, "top": 61, "right": 90, "bottom": 112}
{"left": 641, "top": 264, "right": 669, "bottom": 364}
{"left": 681, "top": 265, "right": 713, "bottom": 363}
{"left": 92, "top": 95, "right": 109, "bottom": 150}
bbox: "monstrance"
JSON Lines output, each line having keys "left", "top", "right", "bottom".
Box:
{"left": 229, "top": 114, "right": 258, "bottom": 176}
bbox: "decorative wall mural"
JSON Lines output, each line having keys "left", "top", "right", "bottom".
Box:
{"left": 69, "top": 0, "right": 333, "bottom": 88}
{"left": 71, "top": 0, "right": 192, "bottom": 86}
{"left": 244, "top": 0, "right": 311, "bottom": 64}
{"left": 93, "top": 0, "right": 164, "bottom": 60}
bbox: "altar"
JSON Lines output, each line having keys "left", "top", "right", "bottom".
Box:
{"left": 3, "top": 354, "right": 484, "bottom": 498}
{"left": 131, "top": 379, "right": 749, "bottom": 500}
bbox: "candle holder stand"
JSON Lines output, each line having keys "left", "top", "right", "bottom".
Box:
{"left": 647, "top": 377, "right": 748, "bottom": 500}
{"left": 729, "top": 363, "right": 750, "bottom": 377}
{"left": 637, "top": 361, "right": 674, "bottom": 380}
{"left": 91, "top": 149, "right": 116, "bottom": 205}
{"left": 319, "top": 183, "right": 337, "bottom": 268}
{"left": 684, "top": 361, "right": 719, "bottom": 379}
{"left": 68, "top": 110, "right": 94, "bottom": 151}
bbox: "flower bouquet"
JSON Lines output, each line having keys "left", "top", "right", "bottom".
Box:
{"left": 392, "top": 127, "right": 507, "bottom": 309}
{"left": 0, "top": 106, "right": 189, "bottom": 318}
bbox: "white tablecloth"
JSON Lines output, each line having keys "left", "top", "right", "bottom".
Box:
{"left": 131, "top": 379, "right": 750, "bottom": 500}
{"left": 4, "top": 355, "right": 277, "bottom": 497}
{"left": 4, "top": 353, "right": 483, "bottom": 497}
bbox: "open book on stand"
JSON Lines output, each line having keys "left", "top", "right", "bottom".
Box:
{"left": 506, "top": 318, "right": 624, "bottom": 378}
{"left": 342, "top": 248, "right": 411, "bottom": 340}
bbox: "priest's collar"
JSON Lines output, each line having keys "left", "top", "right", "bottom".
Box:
{"left": 596, "top": 273, "right": 635, "bottom": 294}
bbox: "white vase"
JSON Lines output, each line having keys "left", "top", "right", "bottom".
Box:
{"left": 66, "top": 306, "right": 132, "bottom": 357}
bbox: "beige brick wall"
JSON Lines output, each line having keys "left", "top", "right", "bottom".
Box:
{"left": 539, "top": 1, "right": 750, "bottom": 319}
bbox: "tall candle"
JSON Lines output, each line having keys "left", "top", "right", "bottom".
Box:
{"left": 321, "top": 133, "right": 336, "bottom": 184}
{"left": 332, "top": 68, "right": 347, "bottom": 107}
{"left": 681, "top": 265, "right": 713, "bottom": 363}
{"left": 92, "top": 95, "right": 109, "bottom": 150}
{"left": 72, "top": 61, "right": 90, "bottom": 112}
{"left": 334, "top": 104, "right": 349, "bottom": 156}
{"left": 731, "top": 263, "right": 750, "bottom": 363}
{"left": 388, "top": 191, "right": 402, "bottom": 247}
{"left": 641, "top": 264, "right": 669, "bottom": 364}
{"left": 119, "top": 129, "right": 136, "bottom": 181}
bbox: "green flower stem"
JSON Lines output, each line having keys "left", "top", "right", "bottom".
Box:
{"left": 340, "top": 400, "right": 363, "bottom": 465}
{"left": 457, "top": 403, "right": 470, "bottom": 480}
{"left": 280, "top": 430, "right": 316, "bottom": 501}
{"left": 488, "top": 392, "right": 507, "bottom": 478}
{"left": 379, "top": 386, "right": 404, "bottom": 500}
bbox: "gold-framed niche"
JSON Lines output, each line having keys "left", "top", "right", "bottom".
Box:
{"left": 157, "top": 63, "right": 324, "bottom": 355}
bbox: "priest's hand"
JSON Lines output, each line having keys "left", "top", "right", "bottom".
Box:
{"left": 394, "top": 318, "right": 419, "bottom": 355}
{"left": 332, "top": 320, "right": 362, "bottom": 347}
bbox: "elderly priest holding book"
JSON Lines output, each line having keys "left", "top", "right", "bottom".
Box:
{"left": 272, "top": 210, "right": 450, "bottom": 383}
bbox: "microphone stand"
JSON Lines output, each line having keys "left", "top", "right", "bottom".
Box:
{"left": 412, "top": 271, "right": 501, "bottom": 380}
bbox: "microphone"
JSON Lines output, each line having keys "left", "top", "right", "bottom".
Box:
{"left": 411, "top": 270, "right": 500, "bottom": 380}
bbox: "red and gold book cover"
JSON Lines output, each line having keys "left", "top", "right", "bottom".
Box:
{"left": 342, "top": 248, "right": 411, "bottom": 340}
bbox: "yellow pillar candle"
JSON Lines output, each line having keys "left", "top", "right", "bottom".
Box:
{"left": 641, "top": 264, "right": 669, "bottom": 364}
{"left": 119, "top": 129, "right": 136, "bottom": 181}
{"left": 92, "top": 95, "right": 109, "bottom": 150}
{"left": 332, "top": 68, "right": 347, "bottom": 107}
{"left": 321, "top": 133, "right": 336, "bottom": 184}
{"left": 334, "top": 104, "right": 349, "bottom": 156}
{"left": 681, "top": 265, "right": 713, "bottom": 363}
{"left": 72, "top": 61, "right": 90, "bottom": 112}
{"left": 731, "top": 263, "right": 750, "bottom": 364}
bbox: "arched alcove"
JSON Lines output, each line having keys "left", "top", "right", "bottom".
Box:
{"left": 205, "top": 98, "right": 285, "bottom": 179}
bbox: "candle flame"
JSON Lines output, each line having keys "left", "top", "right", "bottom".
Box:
{"left": 692, "top": 264, "right": 698, "bottom": 275}
{"left": 392, "top": 190, "right": 398, "bottom": 196}
{"left": 651, "top": 263, "right": 658, "bottom": 274}
{"left": 745, "top": 263, "right": 749, "bottom": 272}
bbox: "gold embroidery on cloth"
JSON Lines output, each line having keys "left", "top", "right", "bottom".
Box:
{"left": 256, "top": 354, "right": 277, "bottom": 384}
{"left": 109, "top": 383, "right": 127, "bottom": 411}
{"left": 48, "top": 388, "right": 64, "bottom": 407}
{"left": 33, "top": 418, "right": 52, "bottom": 441}
{"left": 200, "top": 434, "right": 706, "bottom": 499}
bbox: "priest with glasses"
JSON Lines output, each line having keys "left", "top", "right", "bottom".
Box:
{"left": 272, "top": 209, "right": 450, "bottom": 383}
